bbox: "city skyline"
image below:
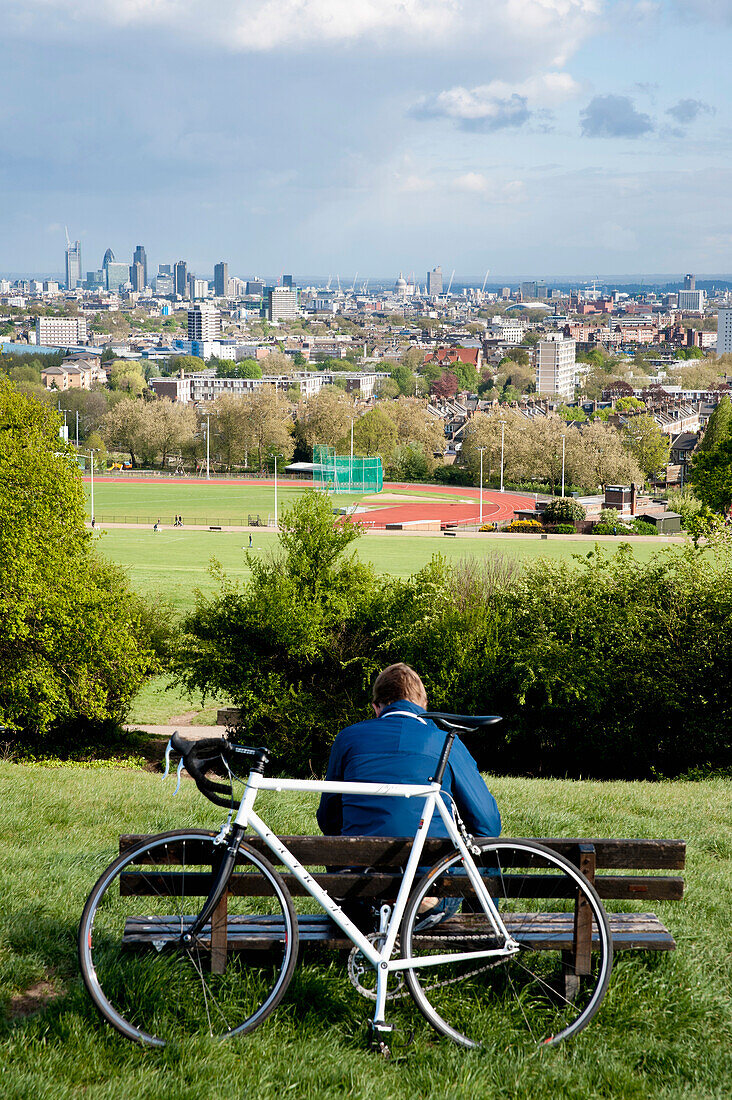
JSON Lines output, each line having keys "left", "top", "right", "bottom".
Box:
{"left": 2, "top": 2, "right": 730, "bottom": 276}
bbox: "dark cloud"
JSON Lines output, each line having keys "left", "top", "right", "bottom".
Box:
{"left": 580, "top": 95, "right": 653, "bottom": 138}
{"left": 666, "top": 98, "right": 715, "bottom": 125}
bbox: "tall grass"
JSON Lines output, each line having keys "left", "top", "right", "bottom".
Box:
{"left": 0, "top": 765, "right": 730, "bottom": 1099}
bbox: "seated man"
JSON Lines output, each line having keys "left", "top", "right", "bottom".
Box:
{"left": 316, "top": 663, "right": 500, "bottom": 926}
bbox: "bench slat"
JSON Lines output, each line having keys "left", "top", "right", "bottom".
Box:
{"left": 119, "top": 835, "right": 686, "bottom": 870}
{"left": 121, "top": 911, "right": 676, "bottom": 953}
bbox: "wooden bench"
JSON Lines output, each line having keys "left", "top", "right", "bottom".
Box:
{"left": 119, "top": 835, "right": 685, "bottom": 974}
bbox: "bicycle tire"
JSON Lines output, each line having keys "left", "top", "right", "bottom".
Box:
{"left": 79, "top": 829, "right": 299, "bottom": 1047}
{"left": 400, "top": 839, "right": 612, "bottom": 1049}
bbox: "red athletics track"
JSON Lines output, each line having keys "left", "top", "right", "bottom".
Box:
{"left": 84, "top": 477, "right": 533, "bottom": 528}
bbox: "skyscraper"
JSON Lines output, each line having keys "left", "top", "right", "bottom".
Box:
{"left": 282, "top": 274, "right": 295, "bottom": 288}
{"left": 427, "top": 267, "right": 443, "bottom": 296}
{"left": 103, "top": 248, "right": 115, "bottom": 268}
{"left": 174, "top": 260, "right": 188, "bottom": 298}
{"left": 129, "top": 261, "right": 145, "bottom": 292}
{"left": 65, "top": 237, "right": 82, "bottom": 289}
{"left": 265, "top": 286, "right": 299, "bottom": 321}
{"left": 132, "top": 245, "right": 147, "bottom": 288}
{"left": 684, "top": 273, "right": 696, "bottom": 291}
{"left": 188, "top": 304, "right": 220, "bottom": 341}
{"left": 214, "top": 261, "right": 229, "bottom": 297}
{"left": 105, "top": 262, "right": 129, "bottom": 292}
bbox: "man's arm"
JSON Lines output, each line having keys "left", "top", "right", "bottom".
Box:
{"left": 316, "top": 734, "right": 345, "bottom": 836}
{"left": 449, "top": 739, "right": 501, "bottom": 837}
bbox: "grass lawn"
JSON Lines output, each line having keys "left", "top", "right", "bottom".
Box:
{"left": 1, "top": 765, "right": 729, "bottom": 1098}
{"left": 95, "top": 528, "right": 677, "bottom": 615}
{"left": 82, "top": 480, "right": 451, "bottom": 526}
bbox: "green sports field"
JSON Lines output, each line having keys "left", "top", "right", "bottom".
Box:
{"left": 95, "top": 527, "right": 680, "bottom": 614}
{"left": 83, "top": 479, "right": 449, "bottom": 526}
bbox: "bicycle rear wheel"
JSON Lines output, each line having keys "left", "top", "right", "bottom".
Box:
{"left": 79, "top": 829, "right": 299, "bottom": 1047}
{"left": 400, "top": 840, "right": 612, "bottom": 1049}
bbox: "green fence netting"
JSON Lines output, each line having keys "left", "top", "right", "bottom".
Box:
{"left": 313, "top": 445, "right": 383, "bottom": 494}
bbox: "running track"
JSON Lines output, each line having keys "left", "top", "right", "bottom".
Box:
{"left": 85, "top": 477, "right": 534, "bottom": 528}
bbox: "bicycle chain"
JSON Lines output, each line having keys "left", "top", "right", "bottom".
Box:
{"left": 348, "top": 932, "right": 509, "bottom": 1001}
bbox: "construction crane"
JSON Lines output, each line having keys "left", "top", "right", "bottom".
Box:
{"left": 326, "top": 275, "right": 332, "bottom": 291}
{"left": 481, "top": 269, "right": 490, "bottom": 296}
{"left": 351, "top": 272, "right": 358, "bottom": 292}
{"left": 64, "top": 226, "right": 71, "bottom": 248}
{"left": 446, "top": 269, "right": 456, "bottom": 296}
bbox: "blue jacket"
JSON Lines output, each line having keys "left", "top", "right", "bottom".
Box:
{"left": 316, "top": 700, "right": 501, "bottom": 839}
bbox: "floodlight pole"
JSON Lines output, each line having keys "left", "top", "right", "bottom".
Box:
{"left": 350, "top": 417, "right": 354, "bottom": 492}
{"left": 500, "top": 421, "right": 506, "bottom": 493}
{"left": 206, "top": 414, "right": 210, "bottom": 480}
{"left": 561, "top": 433, "right": 567, "bottom": 499}
{"left": 479, "top": 447, "right": 486, "bottom": 526}
{"left": 273, "top": 455, "right": 283, "bottom": 528}
{"left": 89, "top": 448, "right": 96, "bottom": 526}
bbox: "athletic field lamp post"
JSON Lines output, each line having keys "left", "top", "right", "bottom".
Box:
{"left": 273, "top": 454, "right": 283, "bottom": 527}
{"left": 89, "top": 447, "right": 97, "bottom": 525}
{"left": 499, "top": 421, "right": 506, "bottom": 493}
{"left": 561, "top": 433, "right": 567, "bottom": 499}
{"left": 350, "top": 417, "right": 354, "bottom": 492}
{"left": 479, "top": 447, "right": 486, "bottom": 526}
{"left": 206, "top": 414, "right": 210, "bottom": 481}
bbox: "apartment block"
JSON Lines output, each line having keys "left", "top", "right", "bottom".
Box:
{"left": 717, "top": 309, "right": 732, "bottom": 356}
{"left": 535, "top": 335, "right": 576, "bottom": 400}
{"left": 36, "top": 315, "right": 88, "bottom": 347}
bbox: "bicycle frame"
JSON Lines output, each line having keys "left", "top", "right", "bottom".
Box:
{"left": 232, "top": 771, "right": 519, "bottom": 1030}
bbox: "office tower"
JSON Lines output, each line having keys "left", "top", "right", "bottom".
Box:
{"left": 189, "top": 276, "right": 208, "bottom": 299}
{"left": 717, "top": 309, "right": 732, "bottom": 355}
{"left": 265, "top": 286, "right": 299, "bottom": 321}
{"left": 536, "top": 282, "right": 548, "bottom": 299}
{"left": 129, "top": 261, "right": 145, "bottom": 292}
{"left": 678, "top": 289, "right": 706, "bottom": 312}
{"left": 158, "top": 264, "right": 172, "bottom": 276}
{"left": 246, "top": 279, "right": 264, "bottom": 296}
{"left": 105, "top": 262, "right": 129, "bottom": 291}
{"left": 520, "top": 281, "right": 538, "bottom": 300}
{"left": 153, "top": 273, "right": 174, "bottom": 295}
{"left": 214, "top": 261, "right": 229, "bottom": 297}
{"left": 103, "top": 247, "right": 115, "bottom": 268}
{"left": 501, "top": 287, "right": 512, "bottom": 299}
{"left": 282, "top": 274, "right": 295, "bottom": 288}
{"left": 427, "top": 267, "right": 443, "bottom": 296}
{"left": 174, "top": 260, "right": 188, "bottom": 297}
{"left": 535, "top": 335, "right": 576, "bottom": 400}
{"left": 188, "top": 304, "right": 220, "bottom": 341}
{"left": 132, "top": 245, "right": 147, "bottom": 287}
{"left": 65, "top": 238, "right": 82, "bottom": 289}
{"left": 86, "top": 271, "right": 104, "bottom": 289}
{"left": 684, "top": 274, "right": 695, "bottom": 291}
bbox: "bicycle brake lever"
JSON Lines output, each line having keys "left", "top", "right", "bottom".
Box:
{"left": 162, "top": 738, "right": 173, "bottom": 782}
{"left": 173, "top": 756, "right": 184, "bottom": 796}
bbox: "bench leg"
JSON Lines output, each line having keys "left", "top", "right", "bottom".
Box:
{"left": 562, "top": 844, "right": 596, "bottom": 1000}
{"left": 210, "top": 891, "right": 229, "bottom": 974}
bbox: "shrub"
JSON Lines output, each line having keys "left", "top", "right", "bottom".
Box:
{"left": 545, "top": 523, "right": 576, "bottom": 534}
{"left": 630, "top": 520, "right": 659, "bottom": 536}
{"left": 593, "top": 522, "right": 630, "bottom": 535}
{"left": 541, "top": 497, "right": 586, "bottom": 525}
{"left": 504, "top": 519, "right": 544, "bottom": 533}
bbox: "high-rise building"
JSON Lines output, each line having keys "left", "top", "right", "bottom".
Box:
{"left": 246, "top": 279, "right": 264, "bottom": 296}
{"left": 520, "top": 281, "right": 538, "bottom": 300}
{"left": 103, "top": 247, "right": 115, "bottom": 268}
{"left": 282, "top": 274, "right": 295, "bottom": 288}
{"left": 65, "top": 238, "right": 82, "bottom": 289}
{"left": 153, "top": 273, "right": 174, "bottom": 296}
{"left": 427, "top": 266, "right": 443, "bottom": 296}
{"left": 129, "top": 261, "right": 145, "bottom": 292}
{"left": 535, "top": 335, "right": 576, "bottom": 400}
{"left": 717, "top": 309, "right": 732, "bottom": 356}
{"left": 265, "top": 286, "right": 299, "bottom": 322}
{"left": 86, "top": 271, "right": 104, "bottom": 289}
{"left": 684, "top": 274, "right": 696, "bottom": 291}
{"left": 188, "top": 276, "right": 209, "bottom": 300}
{"left": 158, "top": 264, "right": 172, "bottom": 276}
{"left": 174, "top": 260, "right": 188, "bottom": 298}
{"left": 188, "top": 304, "right": 220, "bottom": 341}
{"left": 105, "top": 263, "right": 129, "bottom": 291}
{"left": 132, "top": 245, "right": 147, "bottom": 288}
{"left": 214, "top": 261, "right": 229, "bottom": 297}
{"left": 36, "top": 316, "right": 88, "bottom": 347}
{"left": 678, "top": 289, "right": 706, "bottom": 312}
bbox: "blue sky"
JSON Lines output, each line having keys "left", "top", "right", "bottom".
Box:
{"left": 2, "top": 0, "right": 730, "bottom": 281}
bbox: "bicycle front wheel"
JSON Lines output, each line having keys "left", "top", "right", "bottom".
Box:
{"left": 401, "top": 840, "right": 612, "bottom": 1049}
{"left": 79, "top": 829, "right": 299, "bottom": 1047}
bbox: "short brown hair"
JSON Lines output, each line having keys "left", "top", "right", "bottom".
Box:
{"left": 372, "top": 663, "right": 427, "bottom": 708}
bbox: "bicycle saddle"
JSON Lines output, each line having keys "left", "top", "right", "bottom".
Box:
{"left": 423, "top": 712, "right": 502, "bottom": 731}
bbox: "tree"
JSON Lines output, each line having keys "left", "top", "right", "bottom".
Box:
{"left": 579, "top": 420, "right": 644, "bottom": 489}
{"left": 169, "top": 355, "right": 205, "bottom": 373}
{"left": 451, "top": 361, "right": 480, "bottom": 391}
{"left": 108, "top": 360, "right": 147, "bottom": 396}
{"left": 0, "top": 379, "right": 156, "bottom": 744}
{"left": 388, "top": 397, "right": 444, "bottom": 458}
{"left": 99, "top": 398, "right": 147, "bottom": 466}
{"left": 430, "top": 371, "right": 459, "bottom": 399}
{"left": 541, "top": 497, "right": 586, "bottom": 525}
{"left": 688, "top": 437, "right": 732, "bottom": 513}
{"left": 390, "top": 362, "right": 417, "bottom": 396}
{"left": 352, "top": 406, "right": 397, "bottom": 463}
{"left": 697, "top": 393, "right": 732, "bottom": 454}
{"left": 298, "top": 387, "right": 354, "bottom": 451}
{"left": 615, "top": 396, "right": 645, "bottom": 412}
{"left": 622, "top": 415, "right": 670, "bottom": 478}
{"left": 216, "top": 358, "right": 263, "bottom": 380}
{"left": 506, "top": 347, "right": 530, "bottom": 366}
{"left": 240, "top": 385, "right": 294, "bottom": 467}
{"left": 260, "top": 350, "right": 296, "bottom": 375}
{"left": 150, "top": 399, "right": 197, "bottom": 468}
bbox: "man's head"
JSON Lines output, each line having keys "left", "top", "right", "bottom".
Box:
{"left": 372, "top": 663, "right": 427, "bottom": 715}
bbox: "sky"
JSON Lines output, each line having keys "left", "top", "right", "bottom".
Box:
{"left": 2, "top": 0, "right": 731, "bottom": 281}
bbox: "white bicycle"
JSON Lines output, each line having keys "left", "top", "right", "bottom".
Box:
{"left": 79, "top": 716, "right": 612, "bottom": 1052}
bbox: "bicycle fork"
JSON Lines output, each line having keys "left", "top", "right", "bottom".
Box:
{"left": 181, "top": 823, "right": 243, "bottom": 948}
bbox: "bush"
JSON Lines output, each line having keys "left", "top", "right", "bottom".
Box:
{"left": 541, "top": 497, "right": 586, "bottom": 525}
{"left": 592, "top": 522, "right": 630, "bottom": 535}
{"left": 630, "top": 520, "right": 659, "bottom": 536}
{"left": 545, "top": 524, "right": 576, "bottom": 534}
{"left": 503, "top": 519, "right": 544, "bottom": 533}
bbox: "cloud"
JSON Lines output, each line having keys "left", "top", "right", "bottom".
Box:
{"left": 452, "top": 173, "right": 525, "bottom": 202}
{"left": 580, "top": 95, "right": 653, "bottom": 138}
{"left": 413, "top": 71, "right": 580, "bottom": 131}
{"left": 666, "top": 98, "right": 715, "bottom": 125}
{"left": 6, "top": 1, "right": 603, "bottom": 55}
